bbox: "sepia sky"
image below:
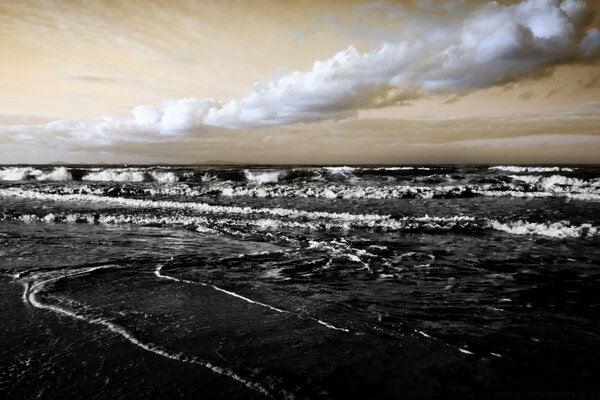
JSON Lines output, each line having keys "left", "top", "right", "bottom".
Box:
{"left": 1, "top": 0, "right": 599, "bottom": 164}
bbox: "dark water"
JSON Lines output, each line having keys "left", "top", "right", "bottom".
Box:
{"left": 1, "top": 164, "right": 599, "bottom": 399}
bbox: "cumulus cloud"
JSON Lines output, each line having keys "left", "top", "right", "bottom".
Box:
{"left": 2, "top": 0, "right": 600, "bottom": 143}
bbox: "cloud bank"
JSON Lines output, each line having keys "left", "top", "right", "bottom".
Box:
{"left": 2, "top": 0, "right": 600, "bottom": 144}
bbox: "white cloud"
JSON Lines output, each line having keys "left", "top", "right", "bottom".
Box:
{"left": 1, "top": 0, "right": 599, "bottom": 145}
{"left": 580, "top": 28, "right": 600, "bottom": 56}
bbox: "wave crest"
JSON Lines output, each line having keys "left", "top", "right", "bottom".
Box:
{"left": 0, "top": 167, "right": 72, "bottom": 181}
{"left": 488, "top": 220, "right": 599, "bottom": 239}
{"left": 490, "top": 166, "right": 575, "bottom": 173}
{"left": 243, "top": 170, "right": 283, "bottom": 184}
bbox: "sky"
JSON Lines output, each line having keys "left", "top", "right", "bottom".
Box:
{"left": 0, "top": 0, "right": 599, "bottom": 164}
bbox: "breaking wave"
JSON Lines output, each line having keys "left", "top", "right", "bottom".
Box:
{"left": 0, "top": 167, "right": 72, "bottom": 181}
{"left": 487, "top": 220, "right": 599, "bottom": 239}
{"left": 31, "top": 167, "right": 73, "bottom": 181}
{"left": 149, "top": 170, "right": 179, "bottom": 183}
{"left": 243, "top": 169, "right": 283, "bottom": 184}
{"left": 82, "top": 169, "right": 146, "bottom": 182}
{"left": 490, "top": 166, "right": 576, "bottom": 173}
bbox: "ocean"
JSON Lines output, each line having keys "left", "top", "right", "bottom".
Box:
{"left": 1, "top": 164, "right": 599, "bottom": 399}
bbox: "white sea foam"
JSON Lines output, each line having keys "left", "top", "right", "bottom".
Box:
{"left": 490, "top": 166, "right": 575, "bottom": 173}
{"left": 243, "top": 170, "right": 282, "bottom": 184}
{"left": 372, "top": 167, "right": 414, "bottom": 171}
{"left": 82, "top": 170, "right": 146, "bottom": 182}
{"left": 5, "top": 212, "right": 316, "bottom": 232}
{"left": 416, "top": 330, "right": 432, "bottom": 338}
{"left": 0, "top": 167, "right": 35, "bottom": 181}
{"left": 5, "top": 206, "right": 599, "bottom": 244}
{"left": 324, "top": 167, "right": 355, "bottom": 173}
{"left": 308, "top": 239, "right": 374, "bottom": 270}
{"left": 200, "top": 173, "right": 218, "bottom": 182}
{"left": 478, "top": 189, "right": 600, "bottom": 201}
{"left": 193, "top": 180, "right": 597, "bottom": 202}
{"left": 149, "top": 170, "right": 179, "bottom": 183}
{"left": 34, "top": 167, "right": 73, "bottom": 181}
{"left": 216, "top": 181, "right": 598, "bottom": 201}
{"left": 487, "top": 219, "right": 599, "bottom": 239}
{"left": 0, "top": 188, "right": 388, "bottom": 223}
{"left": 370, "top": 167, "right": 435, "bottom": 171}
{"left": 505, "top": 174, "right": 600, "bottom": 200}
{"left": 42, "top": 213, "right": 56, "bottom": 223}
{"left": 200, "top": 184, "right": 447, "bottom": 200}
{"left": 510, "top": 174, "right": 597, "bottom": 188}
{"left": 198, "top": 181, "right": 597, "bottom": 201}
{"left": 2, "top": 188, "right": 599, "bottom": 240}
{"left": 21, "top": 176, "right": 600, "bottom": 202}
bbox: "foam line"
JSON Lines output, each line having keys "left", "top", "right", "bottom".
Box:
{"left": 155, "top": 263, "right": 350, "bottom": 332}
{"left": 155, "top": 264, "right": 286, "bottom": 313}
{"left": 489, "top": 166, "right": 575, "bottom": 173}
{"left": 315, "top": 320, "right": 349, "bottom": 332}
{"left": 412, "top": 328, "right": 480, "bottom": 357}
{"left": 0, "top": 188, "right": 387, "bottom": 223}
{"left": 4, "top": 206, "right": 599, "bottom": 239}
{"left": 23, "top": 267, "right": 273, "bottom": 397}
{"left": 8, "top": 178, "right": 600, "bottom": 202}
{"left": 210, "top": 285, "right": 288, "bottom": 314}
